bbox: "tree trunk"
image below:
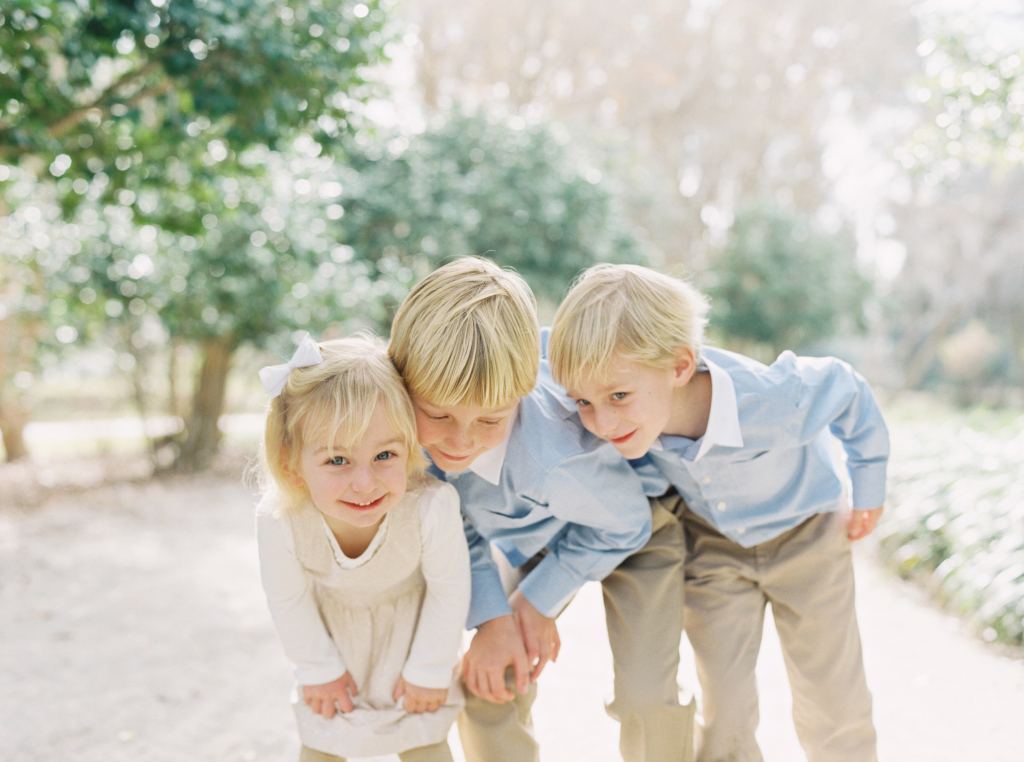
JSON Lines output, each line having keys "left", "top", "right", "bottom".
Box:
{"left": 173, "top": 335, "right": 236, "bottom": 473}
{"left": 0, "top": 400, "right": 30, "bottom": 462}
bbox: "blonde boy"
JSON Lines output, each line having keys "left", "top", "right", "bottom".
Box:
{"left": 549, "top": 264, "right": 888, "bottom": 762}
{"left": 390, "top": 257, "right": 695, "bottom": 762}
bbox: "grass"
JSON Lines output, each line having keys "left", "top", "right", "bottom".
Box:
{"left": 877, "top": 394, "right": 1024, "bottom": 648}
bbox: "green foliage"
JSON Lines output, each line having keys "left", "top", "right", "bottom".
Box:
{"left": 898, "top": 24, "right": 1024, "bottom": 178}
{"left": 703, "top": 204, "right": 870, "bottom": 356}
{"left": 1, "top": 0, "right": 388, "bottom": 162}
{"left": 336, "top": 111, "right": 650, "bottom": 306}
{"left": 878, "top": 406, "right": 1024, "bottom": 648}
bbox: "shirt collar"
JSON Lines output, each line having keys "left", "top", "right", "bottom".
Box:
{"left": 655, "top": 356, "right": 743, "bottom": 460}
{"left": 466, "top": 404, "right": 519, "bottom": 486}
{"left": 694, "top": 355, "right": 744, "bottom": 460}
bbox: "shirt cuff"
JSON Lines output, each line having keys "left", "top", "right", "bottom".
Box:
{"left": 517, "top": 553, "right": 583, "bottom": 618}
{"left": 466, "top": 571, "right": 513, "bottom": 630}
{"left": 294, "top": 659, "right": 347, "bottom": 687}
{"left": 848, "top": 462, "right": 887, "bottom": 509}
{"left": 401, "top": 662, "right": 456, "bottom": 691}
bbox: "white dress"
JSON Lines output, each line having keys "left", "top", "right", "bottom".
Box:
{"left": 257, "top": 479, "right": 469, "bottom": 758}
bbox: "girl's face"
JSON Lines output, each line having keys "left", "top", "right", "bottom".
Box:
{"left": 292, "top": 404, "right": 409, "bottom": 532}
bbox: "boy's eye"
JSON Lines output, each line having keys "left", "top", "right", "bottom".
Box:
{"left": 479, "top": 419, "right": 500, "bottom": 426}
{"left": 375, "top": 451, "right": 397, "bottom": 461}
{"left": 327, "top": 456, "right": 347, "bottom": 466}
{"left": 612, "top": 392, "right": 628, "bottom": 401}
{"left": 575, "top": 398, "right": 591, "bottom": 407}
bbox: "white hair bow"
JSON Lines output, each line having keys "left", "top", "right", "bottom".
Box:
{"left": 258, "top": 333, "right": 324, "bottom": 399}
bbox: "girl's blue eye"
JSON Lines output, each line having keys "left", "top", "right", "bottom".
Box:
{"left": 612, "top": 392, "right": 628, "bottom": 400}
{"left": 327, "top": 456, "right": 347, "bottom": 466}
{"left": 575, "top": 399, "right": 591, "bottom": 407}
{"left": 375, "top": 451, "right": 396, "bottom": 461}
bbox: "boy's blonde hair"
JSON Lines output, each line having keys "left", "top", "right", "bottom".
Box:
{"left": 389, "top": 257, "right": 540, "bottom": 408}
{"left": 260, "top": 334, "right": 425, "bottom": 510}
{"left": 549, "top": 263, "right": 710, "bottom": 390}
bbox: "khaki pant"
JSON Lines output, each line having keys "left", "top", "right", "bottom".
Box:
{"left": 458, "top": 496, "right": 695, "bottom": 762}
{"left": 683, "top": 509, "right": 877, "bottom": 762}
{"left": 299, "top": 739, "right": 453, "bottom": 762}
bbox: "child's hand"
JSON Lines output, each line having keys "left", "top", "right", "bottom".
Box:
{"left": 393, "top": 675, "right": 448, "bottom": 714}
{"left": 509, "top": 588, "right": 560, "bottom": 683}
{"left": 461, "top": 613, "right": 530, "bottom": 704}
{"left": 302, "top": 672, "right": 358, "bottom": 718}
{"left": 847, "top": 506, "right": 884, "bottom": 541}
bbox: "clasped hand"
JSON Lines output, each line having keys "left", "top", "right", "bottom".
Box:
{"left": 461, "top": 589, "right": 560, "bottom": 704}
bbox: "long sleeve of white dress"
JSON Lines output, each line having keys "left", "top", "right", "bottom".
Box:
{"left": 256, "top": 482, "right": 470, "bottom": 689}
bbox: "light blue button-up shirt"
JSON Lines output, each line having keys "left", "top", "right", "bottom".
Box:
{"left": 430, "top": 361, "right": 653, "bottom": 630}
{"left": 629, "top": 347, "right": 889, "bottom": 548}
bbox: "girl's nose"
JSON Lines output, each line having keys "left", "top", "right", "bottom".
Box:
{"left": 351, "top": 465, "right": 376, "bottom": 492}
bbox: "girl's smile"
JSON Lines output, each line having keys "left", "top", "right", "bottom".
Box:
{"left": 291, "top": 404, "right": 409, "bottom": 531}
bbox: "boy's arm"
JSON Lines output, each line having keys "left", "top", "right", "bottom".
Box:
{"left": 402, "top": 483, "right": 471, "bottom": 690}
{"left": 516, "top": 450, "right": 653, "bottom": 617}
{"left": 793, "top": 355, "right": 890, "bottom": 512}
{"left": 255, "top": 509, "right": 348, "bottom": 686}
{"left": 460, "top": 510, "right": 531, "bottom": 703}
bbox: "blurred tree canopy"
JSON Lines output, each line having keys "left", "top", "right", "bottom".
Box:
{"left": 1, "top": 0, "right": 646, "bottom": 471}
{"left": 1, "top": 0, "right": 391, "bottom": 468}
{"left": 889, "top": 18, "right": 1024, "bottom": 395}
{"left": 336, "top": 110, "right": 648, "bottom": 308}
{"left": 703, "top": 204, "right": 870, "bottom": 360}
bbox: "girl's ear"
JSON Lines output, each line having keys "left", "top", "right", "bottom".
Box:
{"left": 280, "top": 448, "right": 306, "bottom": 488}
{"left": 671, "top": 346, "right": 698, "bottom": 387}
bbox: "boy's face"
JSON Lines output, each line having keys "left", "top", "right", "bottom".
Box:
{"left": 564, "top": 352, "right": 690, "bottom": 460}
{"left": 411, "top": 395, "right": 519, "bottom": 472}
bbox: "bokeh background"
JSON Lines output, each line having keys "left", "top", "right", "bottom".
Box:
{"left": 2, "top": 0, "right": 1023, "bottom": 748}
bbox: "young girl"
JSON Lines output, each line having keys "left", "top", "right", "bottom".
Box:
{"left": 255, "top": 333, "right": 470, "bottom": 762}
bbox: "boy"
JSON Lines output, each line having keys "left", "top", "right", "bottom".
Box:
{"left": 548, "top": 263, "right": 888, "bottom": 762}
{"left": 389, "top": 257, "right": 696, "bottom": 762}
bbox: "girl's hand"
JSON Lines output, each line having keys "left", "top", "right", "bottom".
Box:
{"left": 302, "top": 672, "right": 358, "bottom": 718}
{"left": 509, "top": 588, "right": 560, "bottom": 683}
{"left": 393, "top": 675, "right": 448, "bottom": 713}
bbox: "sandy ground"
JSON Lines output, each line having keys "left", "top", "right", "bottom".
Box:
{"left": 2, "top": 470, "right": 1023, "bottom": 762}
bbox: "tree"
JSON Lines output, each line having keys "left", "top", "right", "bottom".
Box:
{"left": 398, "top": 0, "right": 920, "bottom": 271}
{"left": 703, "top": 204, "right": 870, "bottom": 360}
{"left": 1, "top": 0, "right": 391, "bottom": 466}
{"left": 889, "top": 15, "right": 1024, "bottom": 392}
{"left": 334, "top": 110, "right": 650, "bottom": 311}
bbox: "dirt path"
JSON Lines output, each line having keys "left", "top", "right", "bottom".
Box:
{"left": 2, "top": 473, "right": 1022, "bottom": 762}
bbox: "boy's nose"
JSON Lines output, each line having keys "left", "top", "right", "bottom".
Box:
{"left": 446, "top": 428, "right": 473, "bottom": 451}
{"left": 594, "top": 406, "right": 618, "bottom": 438}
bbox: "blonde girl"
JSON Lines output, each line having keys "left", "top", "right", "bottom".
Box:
{"left": 256, "top": 333, "right": 470, "bottom": 762}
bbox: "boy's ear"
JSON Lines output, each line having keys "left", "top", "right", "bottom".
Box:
{"left": 671, "top": 346, "right": 698, "bottom": 387}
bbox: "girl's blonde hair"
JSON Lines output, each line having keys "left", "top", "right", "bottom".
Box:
{"left": 389, "top": 257, "right": 540, "bottom": 408}
{"left": 549, "top": 264, "right": 710, "bottom": 391}
{"left": 260, "top": 334, "right": 425, "bottom": 510}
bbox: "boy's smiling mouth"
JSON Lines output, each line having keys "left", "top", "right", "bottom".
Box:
{"left": 610, "top": 430, "right": 636, "bottom": 445}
